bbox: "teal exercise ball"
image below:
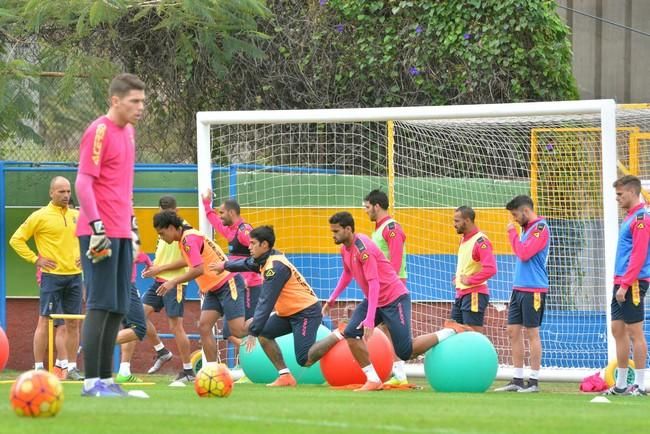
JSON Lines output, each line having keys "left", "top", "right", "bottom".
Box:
{"left": 424, "top": 332, "right": 497, "bottom": 393}
{"left": 240, "top": 324, "right": 330, "bottom": 384}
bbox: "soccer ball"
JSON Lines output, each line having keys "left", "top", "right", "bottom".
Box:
{"left": 194, "top": 363, "right": 233, "bottom": 398}
{"left": 10, "top": 370, "right": 64, "bottom": 417}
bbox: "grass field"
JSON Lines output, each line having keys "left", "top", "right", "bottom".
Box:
{"left": 0, "top": 373, "right": 645, "bottom": 434}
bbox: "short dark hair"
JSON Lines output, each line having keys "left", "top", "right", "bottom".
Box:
{"left": 613, "top": 175, "right": 642, "bottom": 195}
{"left": 158, "top": 195, "right": 177, "bottom": 210}
{"left": 109, "top": 73, "right": 145, "bottom": 97}
{"left": 329, "top": 211, "right": 355, "bottom": 232}
{"left": 506, "top": 195, "right": 534, "bottom": 211}
{"left": 222, "top": 198, "right": 241, "bottom": 215}
{"left": 249, "top": 225, "right": 275, "bottom": 249}
{"left": 364, "top": 189, "right": 389, "bottom": 210}
{"left": 153, "top": 210, "right": 184, "bottom": 229}
{"left": 455, "top": 205, "right": 475, "bottom": 222}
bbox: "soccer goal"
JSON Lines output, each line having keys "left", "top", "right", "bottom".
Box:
{"left": 196, "top": 100, "right": 650, "bottom": 381}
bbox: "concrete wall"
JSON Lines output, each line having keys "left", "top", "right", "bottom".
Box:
{"left": 557, "top": 0, "right": 650, "bottom": 103}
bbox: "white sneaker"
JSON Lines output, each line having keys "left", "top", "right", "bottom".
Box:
{"left": 494, "top": 380, "right": 524, "bottom": 392}
{"left": 147, "top": 350, "right": 173, "bottom": 374}
{"left": 517, "top": 382, "right": 539, "bottom": 393}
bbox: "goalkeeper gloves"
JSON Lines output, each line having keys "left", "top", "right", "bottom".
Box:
{"left": 131, "top": 216, "right": 141, "bottom": 255}
{"left": 87, "top": 220, "right": 112, "bottom": 263}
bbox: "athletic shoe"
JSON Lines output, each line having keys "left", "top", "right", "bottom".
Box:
{"left": 66, "top": 367, "right": 84, "bottom": 381}
{"left": 172, "top": 370, "right": 196, "bottom": 383}
{"left": 147, "top": 350, "right": 173, "bottom": 374}
{"left": 383, "top": 376, "right": 408, "bottom": 387}
{"left": 517, "top": 381, "right": 540, "bottom": 393}
{"left": 53, "top": 366, "right": 67, "bottom": 380}
{"left": 267, "top": 373, "right": 297, "bottom": 387}
{"left": 115, "top": 374, "right": 144, "bottom": 384}
{"left": 81, "top": 380, "right": 123, "bottom": 398}
{"left": 494, "top": 380, "right": 524, "bottom": 392}
{"left": 354, "top": 381, "right": 383, "bottom": 392}
{"left": 106, "top": 383, "right": 129, "bottom": 396}
{"left": 602, "top": 385, "right": 628, "bottom": 395}
{"left": 235, "top": 375, "right": 251, "bottom": 384}
{"left": 625, "top": 384, "right": 647, "bottom": 396}
{"left": 443, "top": 320, "right": 473, "bottom": 334}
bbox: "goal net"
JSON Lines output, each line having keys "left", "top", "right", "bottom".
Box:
{"left": 196, "top": 101, "right": 650, "bottom": 380}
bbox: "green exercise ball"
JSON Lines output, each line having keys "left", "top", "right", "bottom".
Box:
{"left": 424, "top": 332, "right": 498, "bottom": 393}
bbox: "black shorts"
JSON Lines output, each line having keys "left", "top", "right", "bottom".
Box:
{"left": 258, "top": 302, "right": 322, "bottom": 366}
{"left": 345, "top": 293, "right": 413, "bottom": 361}
{"left": 39, "top": 273, "right": 83, "bottom": 317}
{"left": 222, "top": 283, "right": 262, "bottom": 339}
{"left": 141, "top": 280, "right": 185, "bottom": 318}
{"left": 79, "top": 236, "right": 132, "bottom": 315}
{"left": 122, "top": 284, "right": 146, "bottom": 340}
{"left": 611, "top": 281, "right": 648, "bottom": 324}
{"left": 450, "top": 292, "right": 489, "bottom": 326}
{"left": 201, "top": 274, "right": 245, "bottom": 320}
{"left": 507, "top": 290, "right": 545, "bottom": 328}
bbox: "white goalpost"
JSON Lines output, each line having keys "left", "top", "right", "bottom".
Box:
{"left": 195, "top": 99, "right": 648, "bottom": 382}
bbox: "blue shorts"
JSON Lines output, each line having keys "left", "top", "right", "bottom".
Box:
{"left": 450, "top": 292, "right": 489, "bottom": 326}
{"left": 201, "top": 274, "right": 245, "bottom": 321}
{"left": 222, "top": 283, "right": 262, "bottom": 339}
{"left": 507, "top": 290, "right": 545, "bottom": 328}
{"left": 123, "top": 284, "right": 147, "bottom": 340}
{"left": 345, "top": 293, "right": 413, "bottom": 361}
{"left": 39, "top": 273, "right": 83, "bottom": 317}
{"left": 141, "top": 280, "right": 185, "bottom": 318}
{"left": 611, "top": 281, "right": 648, "bottom": 324}
{"left": 259, "top": 302, "right": 322, "bottom": 366}
{"left": 79, "top": 236, "right": 132, "bottom": 315}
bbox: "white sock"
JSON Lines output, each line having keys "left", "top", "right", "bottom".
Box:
{"left": 333, "top": 330, "right": 344, "bottom": 341}
{"left": 183, "top": 363, "right": 193, "bottom": 371}
{"left": 278, "top": 368, "right": 290, "bottom": 376}
{"left": 514, "top": 367, "right": 524, "bottom": 379}
{"left": 55, "top": 359, "right": 62, "bottom": 367}
{"left": 34, "top": 362, "right": 44, "bottom": 370}
{"left": 434, "top": 328, "right": 455, "bottom": 343}
{"left": 635, "top": 368, "right": 646, "bottom": 390}
{"left": 362, "top": 364, "right": 381, "bottom": 383}
{"left": 84, "top": 377, "right": 99, "bottom": 390}
{"left": 529, "top": 370, "right": 540, "bottom": 380}
{"left": 392, "top": 360, "right": 407, "bottom": 381}
{"left": 205, "top": 361, "right": 219, "bottom": 368}
{"left": 101, "top": 377, "right": 114, "bottom": 385}
{"left": 154, "top": 343, "right": 165, "bottom": 352}
{"left": 60, "top": 359, "right": 68, "bottom": 369}
{"left": 119, "top": 362, "right": 132, "bottom": 377}
{"left": 68, "top": 362, "right": 77, "bottom": 370}
{"left": 616, "top": 367, "right": 628, "bottom": 389}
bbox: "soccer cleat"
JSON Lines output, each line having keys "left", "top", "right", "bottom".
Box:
{"left": 172, "top": 371, "right": 196, "bottom": 383}
{"left": 443, "top": 320, "right": 473, "bottom": 334}
{"left": 115, "top": 374, "right": 143, "bottom": 384}
{"left": 383, "top": 376, "right": 408, "bottom": 387}
{"left": 235, "top": 375, "right": 252, "bottom": 384}
{"left": 106, "top": 383, "right": 129, "bottom": 396}
{"left": 494, "top": 380, "right": 524, "bottom": 392}
{"left": 625, "top": 384, "right": 647, "bottom": 396}
{"left": 267, "top": 373, "right": 297, "bottom": 387}
{"left": 66, "top": 367, "right": 84, "bottom": 381}
{"left": 147, "top": 350, "right": 173, "bottom": 374}
{"left": 53, "top": 366, "right": 67, "bottom": 380}
{"left": 81, "top": 380, "right": 124, "bottom": 398}
{"left": 517, "top": 382, "right": 540, "bottom": 393}
{"left": 354, "top": 381, "right": 384, "bottom": 392}
{"left": 602, "top": 385, "right": 629, "bottom": 396}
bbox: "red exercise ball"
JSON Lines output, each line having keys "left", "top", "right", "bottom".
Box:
{"left": 320, "top": 328, "right": 393, "bottom": 386}
{"left": 0, "top": 326, "right": 9, "bottom": 372}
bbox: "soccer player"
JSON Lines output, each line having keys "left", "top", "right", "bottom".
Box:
{"left": 495, "top": 195, "right": 550, "bottom": 393}
{"left": 210, "top": 225, "right": 342, "bottom": 387}
{"left": 362, "top": 189, "right": 409, "bottom": 386}
{"left": 452, "top": 206, "right": 497, "bottom": 333}
{"left": 152, "top": 211, "right": 247, "bottom": 367}
{"left": 75, "top": 73, "right": 145, "bottom": 397}
{"left": 9, "top": 176, "right": 83, "bottom": 381}
{"left": 324, "top": 212, "right": 470, "bottom": 391}
{"left": 140, "top": 196, "right": 194, "bottom": 382}
{"left": 603, "top": 175, "right": 649, "bottom": 396}
{"left": 201, "top": 190, "right": 262, "bottom": 347}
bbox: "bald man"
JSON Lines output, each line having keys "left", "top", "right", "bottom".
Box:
{"left": 10, "top": 176, "right": 84, "bottom": 380}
